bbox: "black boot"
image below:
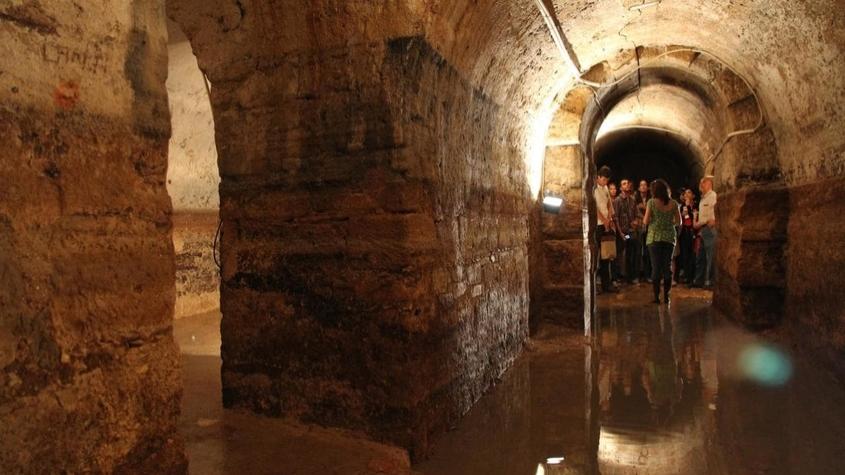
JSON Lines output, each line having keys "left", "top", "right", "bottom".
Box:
{"left": 652, "top": 280, "right": 661, "bottom": 304}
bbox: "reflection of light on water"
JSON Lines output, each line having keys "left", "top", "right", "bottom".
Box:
{"left": 737, "top": 344, "right": 793, "bottom": 386}
{"left": 598, "top": 426, "right": 708, "bottom": 473}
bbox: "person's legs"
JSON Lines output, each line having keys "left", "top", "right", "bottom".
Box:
{"left": 686, "top": 247, "right": 696, "bottom": 285}
{"left": 626, "top": 235, "right": 640, "bottom": 283}
{"left": 597, "top": 226, "right": 612, "bottom": 292}
{"left": 673, "top": 252, "right": 681, "bottom": 282}
{"left": 693, "top": 235, "right": 707, "bottom": 286}
{"left": 649, "top": 244, "right": 661, "bottom": 302}
{"left": 642, "top": 232, "right": 652, "bottom": 282}
{"left": 662, "top": 243, "right": 675, "bottom": 300}
{"left": 614, "top": 235, "right": 625, "bottom": 283}
{"left": 702, "top": 228, "right": 717, "bottom": 287}
{"left": 675, "top": 233, "right": 685, "bottom": 281}
{"left": 681, "top": 231, "right": 694, "bottom": 283}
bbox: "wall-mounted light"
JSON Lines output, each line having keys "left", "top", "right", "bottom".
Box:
{"left": 535, "top": 455, "right": 566, "bottom": 475}
{"left": 543, "top": 194, "right": 564, "bottom": 214}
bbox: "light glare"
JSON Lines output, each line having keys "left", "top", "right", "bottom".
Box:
{"left": 737, "top": 344, "right": 793, "bottom": 386}
{"left": 543, "top": 196, "right": 564, "bottom": 208}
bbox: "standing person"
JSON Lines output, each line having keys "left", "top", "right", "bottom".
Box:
{"left": 595, "top": 166, "right": 617, "bottom": 293}
{"left": 635, "top": 180, "right": 652, "bottom": 282}
{"left": 609, "top": 182, "right": 619, "bottom": 200}
{"left": 643, "top": 179, "right": 681, "bottom": 304}
{"left": 676, "top": 189, "right": 697, "bottom": 284}
{"left": 614, "top": 179, "right": 641, "bottom": 284}
{"left": 692, "top": 176, "right": 718, "bottom": 288}
{"left": 608, "top": 182, "right": 621, "bottom": 284}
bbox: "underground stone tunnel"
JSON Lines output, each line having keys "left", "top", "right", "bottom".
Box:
{"left": 1, "top": 0, "right": 844, "bottom": 473}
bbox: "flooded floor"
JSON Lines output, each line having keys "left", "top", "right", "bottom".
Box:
{"left": 175, "top": 286, "right": 845, "bottom": 474}
{"left": 419, "top": 286, "right": 845, "bottom": 474}
{"left": 174, "top": 310, "right": 413, "bottom": 475}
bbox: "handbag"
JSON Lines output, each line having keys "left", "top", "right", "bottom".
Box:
{"left": 600, "top": 233, "right": 617, "bottom": 260}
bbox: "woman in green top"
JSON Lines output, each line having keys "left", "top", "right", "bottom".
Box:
{"left": 643, "top": 179, "right": 681, "bottom": 304}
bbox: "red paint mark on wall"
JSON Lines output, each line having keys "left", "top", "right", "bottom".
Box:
{"left": 52, "top": 80, "right": 79, "bottom": 110}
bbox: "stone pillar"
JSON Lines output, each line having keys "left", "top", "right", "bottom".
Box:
{"left": 170, "top": 2, "right": 531, "bottom": 457}
{"left": 0, "top": 1, "right": 185, "bottom": 472}
{"left": 532, "top": 87, "right": 595, "bottom": 328}
{"left": 784, "top": 177, "right": 845, "bottom": 375}
{"left": 714, "top": 186, "right": 789, "bottom": 329}
{"left": 166, "top": 22, "right": 221, "bottom": 320}
{"left": 540, "top": 144, "right": 586, "bottom": 325}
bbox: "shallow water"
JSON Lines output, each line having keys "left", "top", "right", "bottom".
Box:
{"left": 418, "top": 286, "right": 845, "bottom": 474}
{"left": 174, "top": 288, "right": 845, "bottom": 474}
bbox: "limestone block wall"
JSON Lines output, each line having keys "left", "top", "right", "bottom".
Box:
{"left": 166, "top": 22, "right": 220, "bottom": 319}
{"left": 0, "top": 1, "right": 184, "bottom": 472}
{"left": 169, "top": 1, "right": 534, "bottom": 457}
{"left": 784, "top": 178, "right": 845, "bottom": 376}
{"left": 166, "top": 24, "right": 218, "bottom": 211}
{"left": 168, "top": 0, "right": 845, "bottom": 457}
{"left": 172, "top": 212, "right": 219, "bottom": 319}
{"left": 537, "top": 142, "right": 585, "bottom": 326}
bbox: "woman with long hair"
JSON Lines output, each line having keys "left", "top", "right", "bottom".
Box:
{"left": 635, "top": 180, "right": 652, "bottom": 282}
{"left": 643, "top": 179, "right": 681, "bottom": 303}
{"left": 676, "top": 189, "right": 697, "bottom": 284}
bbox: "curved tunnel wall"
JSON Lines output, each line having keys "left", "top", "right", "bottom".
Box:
{"left": 164, "top": 0, "right": 845, "bottom": 459}
{"left": 536, "top": 45, "right": 772, "bottom": 328}
{"left": 0, "top": 0, "right": 842, "bottom": 470}
{"left": 166, "top": 21, "right": 221, "bottom": 320}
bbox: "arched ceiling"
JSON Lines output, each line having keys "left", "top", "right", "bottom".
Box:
{"left": 171, "top": 0, "right": 844, "bottom": 187}
{"left": 420, "top": 0, "right": 845, "bottom": 184}
{"left": 596, "top": 84, "right": 722, "bottom": 160}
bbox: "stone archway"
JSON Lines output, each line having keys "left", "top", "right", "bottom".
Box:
{"left": 533, "top": 45, "right": 783, "bottom": 333}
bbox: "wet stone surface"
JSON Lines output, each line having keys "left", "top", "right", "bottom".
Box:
{"left": 175, "top": 310, "right": 415, "bottom": 475}
{"left": 418, "top": 286, "right": 845, "bottom": 474}
{"left": 174, "top": 287, "right": 845, "bottom": 474}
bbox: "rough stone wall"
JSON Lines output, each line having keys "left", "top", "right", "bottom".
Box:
{"left": 536, "top": 91, "right": 587, "bottom": 326}
{"left": 166, "top": 22, "right": 220, "bottom": 319}
{"left": 168, "top": 0, "right": 535, "bottom": 457}
{"left": 714, "top": 187, "right": 789, "bottom": 329}
{"left": 172, "top": 212, "right": 219, "bottom": 319}
{"left": 166, "top": 23, "right": 219, "bottom": 211}
{"left": 784, "top": 178, "right": 845, "bottom": 376}
{"left": 552, "top": 0, "right": 845, "bottom": 372}
{"left": 0, "top": 1, "right": 184, "bottom": 472}
{"left": 167, "top": 0, "right": 845, "bottom": 457}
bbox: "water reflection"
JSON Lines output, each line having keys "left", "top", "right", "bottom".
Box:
{"left": 420, "top": 288, "right": 845, "bottom": 474}
{"left": 592, "top": 291, "right": 845, "bottom": 475}
{"left": 177, "top": 291, "right": 845, "bottom": 474}
{"left": 595, "top": 302, "right": 716, "bottom": 474}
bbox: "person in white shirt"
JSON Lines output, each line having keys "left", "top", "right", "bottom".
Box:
{"left": 595, "top": 166, "right": 617, "bottom": 293}
{"left": 693, "top": 176, "right": 717, "bottom": 288}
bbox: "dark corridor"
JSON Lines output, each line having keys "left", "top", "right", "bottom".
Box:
{"left": 595, "top": 127, "right": 704, "bottom": 194}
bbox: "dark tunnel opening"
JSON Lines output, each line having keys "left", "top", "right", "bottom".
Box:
{"left": 594, "top": 127, "right": 704, "bottom": 195}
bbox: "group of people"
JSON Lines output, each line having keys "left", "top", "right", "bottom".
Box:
{"left": 594, "top": 166, "right": 718, "bottom": 303}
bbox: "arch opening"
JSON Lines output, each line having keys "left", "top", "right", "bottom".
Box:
{"left": 594, "top": 127, "right": 703, "bottom": 195}
{"left": 165, "top": 21, "right": 222, "bottom": 364}
{"left": 534, "top": 45, "right": 776, "bottom": 334}
{"left": 2, "top": 1, "right": 845, "bottom": 472}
